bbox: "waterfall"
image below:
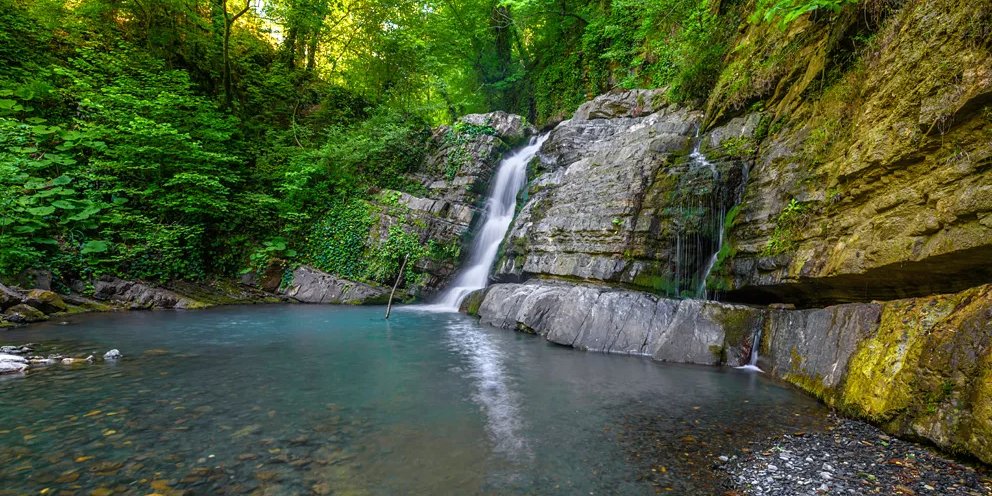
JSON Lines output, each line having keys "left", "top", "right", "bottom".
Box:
{"left": 429, "top": 133, "right": 550, "bottom": 311}
{"left": 735, "top": 326, "right": 764, "bottom": 372}
{"left": 695, "top": 134, "right": 724, "bottom": 299}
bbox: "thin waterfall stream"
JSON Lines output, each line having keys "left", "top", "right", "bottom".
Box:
{"left": 692, "top": 138, "right": 724, "bottom": 299}
{"left": 428, "top": 133, "right": 549, "bottom": 311}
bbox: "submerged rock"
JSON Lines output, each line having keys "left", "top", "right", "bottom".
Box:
{"left": 0, "top": 353, "right": 28, "bottom": 374}
{"left": 103, "top": 349, "right": 122, "bottom": 360}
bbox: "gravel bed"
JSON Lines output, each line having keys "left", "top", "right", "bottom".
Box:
{"left": 722, "top": 415, "right": 992, "bottom": 495}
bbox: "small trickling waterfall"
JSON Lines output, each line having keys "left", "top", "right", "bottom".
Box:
{"left": 736, "top": 326, "right": 764, "bottom": 372}
{"left": 665, "top": 130, "right": 750, "bottom": 301}
{"left": 692, "top": 140, "right": 724, "bottom": 299}
{"left": 430, "top": 133, "right": 550, "bottom": 311}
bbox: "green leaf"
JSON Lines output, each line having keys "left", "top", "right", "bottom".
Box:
{"left": 67, "top": 205, "right": 101, "bottom": 221}
{"left": 51, "top": 175, "right": 73, "bottom": 186}
{"left": 81, "top": 240, "right": 111, "bottom": 254}
{"left": 26, "top": 206, "right": 56, "bottom": 216}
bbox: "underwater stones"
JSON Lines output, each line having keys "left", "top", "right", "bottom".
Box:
{"left": 23, "top": 289, "right": 67, "bottom": 314}
{"left": 4, "top": 304, "right": 47, "bottom": 323}
{"left": 103, "top": 349, "right": 122, "bottom": 360}
{"left": 280, "top": 266, "right": 390, "bottom": 305}
{"left": 0, "top": 353, "right": 28, "bottom": 374}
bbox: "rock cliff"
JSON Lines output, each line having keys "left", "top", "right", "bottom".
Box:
{"left": 472, "top": 280, "right": 992, "bottom": 465}
{"left": 706, "top": 0, "right": 992, "bottom": 305}
{"left": 461, "top": 0, "right": 992, "bottom": 466}
{"left": 494, "top": 89, "right": 754, "bottom": 297}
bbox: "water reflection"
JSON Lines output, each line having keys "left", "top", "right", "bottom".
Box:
{"left": 443, "top": 316, "right": 532, "bottom": 460}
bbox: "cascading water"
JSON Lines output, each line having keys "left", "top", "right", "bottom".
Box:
{"left": 736, "top": 325, "right": 764, "bottom": 372}
{"left": 692, "top": 140, "right": 725, "bottom": 299}
{"left": 429, "top": 133, "right": 549, "bottom": 311}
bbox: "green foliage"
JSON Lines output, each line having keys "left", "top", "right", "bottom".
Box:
{"left": 751, "top": 0, "right": 857, "bottom": 28}
{"left": 364, "top": 226, "right": 426, "bottom": 285}
{"left": 720, "top": 136, "right": 758, "bottom": 158}
{"left": 440, "top": 123, "right": 500, "bottom": 180}
{"left": 305, "top": 198, "right": 376, "bottom": 280}
{"left": 762, "top": 198, "right": 812, "bottom": 256}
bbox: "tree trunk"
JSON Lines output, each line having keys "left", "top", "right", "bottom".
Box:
{"left": 221, "top": 0, "right": 251, "bottom": 109}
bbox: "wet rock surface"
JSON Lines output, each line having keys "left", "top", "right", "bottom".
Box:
{"left": 494, "top": 90, "right": 753, "bottom": 298}
{"left": 474, "top": 279, "right": 992, "bottom": 465}
{"left": 724, "top": 416, "right": 992, "bottom": 495}
{"left": 477, "top": 281, "right": 760, "bottom": 366}
{"left": 363, "top": 111, "right": 535, "bottom": 295}
{"left": 0, "top": 343, "right": 120, "bottom": 374}
{"left": 92, "top": 276, "right": 207, "bottom": 310}
{"left": 280, "top": 265, "right": 391, "bottom": 304}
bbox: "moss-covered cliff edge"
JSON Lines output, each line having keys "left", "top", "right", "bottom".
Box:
{"left": 707, "top": 0, "right": 992, "bottom": 305}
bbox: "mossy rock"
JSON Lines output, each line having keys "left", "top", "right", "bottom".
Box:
{"left": 459, "top": 289, "right": 487, "bottom": 317}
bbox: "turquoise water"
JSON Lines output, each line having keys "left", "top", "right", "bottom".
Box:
{"left": 0, "top": 305, "right": 829, "bottom": 495}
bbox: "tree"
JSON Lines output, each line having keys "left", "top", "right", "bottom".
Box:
{"left": 221, "top": 0, "right": 252, "bottom": 108}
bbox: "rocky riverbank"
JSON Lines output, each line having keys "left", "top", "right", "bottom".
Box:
{"left": 0, "top": 264, "right": 406, "bottom": 335}
{"left": 0, "top": 344, "right": 122, "bottom": 376}
{"left": 723, "top": 415, "right": 992, "bottom": 496}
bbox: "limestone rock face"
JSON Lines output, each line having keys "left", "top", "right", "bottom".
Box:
{"left": 572, "top": 88, "right": 670, "bottom": 121}
{"left": 360, "top": 111, "right": 535, "bottom": 296}
{"left": 459, "top": 111, "right": 532, "bottom": 144}
{"left": 493, "top": 92, "right": 752, "bottom": 298}
{"left": 23, "top": 289, "right": 68, "bottom": 314}
{"left": 281, "top": 266, "right": 390, "bottom": 305}
{"left": 93, "top": 276, "right": 207, "bottom": 309}
{"left": 705, "top": 0, "right": 992, "bottom": 305}
{"left": 762, "top": 284, "right": 992, "bottom": 465}
{"left": 476, "top": 281, "right": 760, "bottom": 365}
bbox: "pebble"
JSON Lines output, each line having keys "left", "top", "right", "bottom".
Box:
{"left": 724, "top": 415, "right": 992, "bottom": 495}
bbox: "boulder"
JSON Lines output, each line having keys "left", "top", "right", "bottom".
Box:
{"left": 280, "top": 266, "right": 391, "bottom": 304}
{"left": 572, "top": 88, "right": 669, "bottom": 121}
{"left": 459, "top": 111, "right": 533, "bottom": 143}
{"left": 4, "top": 304, "right": 47, "bottom": 323}
{"left": 476, "top": 281, "right": 760, "bottom": 365}
{"left": 24, "top": 289, "right": 68, "bottom": 314}
{"left": 92, "top": 276, "right": 207, "bottom": 309}
{"left": 0, "top": 283, "right": 23, "bottom": 311}
{"left": 17, "top": 269, "right": 52, "bottom": 290}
